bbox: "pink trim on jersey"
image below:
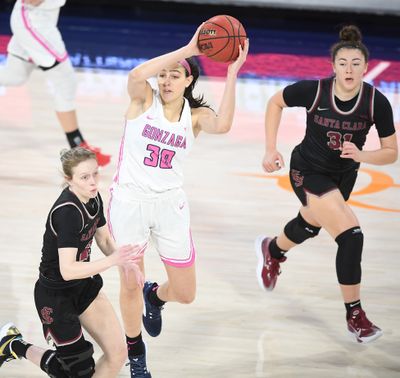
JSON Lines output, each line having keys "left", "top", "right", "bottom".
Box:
{"left": 160, "top": 229, "right": 196, "bottom": 267}
{"left": 113, "top": 120, "right": 128, "bottom": 184}
{"left": 21, "top": 0, "right": 68, "bottom": 63}
{"left": 107, "top": 188, "right": 116, "bottom": 241}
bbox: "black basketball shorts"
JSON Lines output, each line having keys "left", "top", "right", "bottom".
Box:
{"left": 34, "top": 275, "right": 103, "bottom": 347}
{"left": 289, "top": 146, "right": 359, "bottom": 206}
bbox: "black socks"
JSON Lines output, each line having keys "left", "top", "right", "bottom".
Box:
{"left": 10, "top": 339, "right": 32, "bottom": 359}
{"left": 269, "top": 237, "right": 287, "bottom": 259}
{"left": 66, "top": 129, "right": 84, "bottom": 148}
{"left": 126, "top": 334, "right": 145, "bottom": 357}
{"left": 345, "top": 300, "right": 362, "bottom": 319}
{"left": 148, "top": 284, "right": 166, "bottom": 307}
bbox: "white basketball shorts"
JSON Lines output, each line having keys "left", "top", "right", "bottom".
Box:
{"left": 108, "top": 186, "right": 195, "bottom": 268}
{"left": 8, "top": 2, "right": 67, "bottom": 67}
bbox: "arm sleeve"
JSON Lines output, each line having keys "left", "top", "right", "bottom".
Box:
{"left": 97, "top": 193, "right": 106, "bottom": 228}
{"left": 282, "top": 80, "right": 319, "bottom": 109}
{"left": 52, "top": 206, "right": 82, "bottom": 248}
{"left": 373, "top": 89, "right": 396, "bottom": 138}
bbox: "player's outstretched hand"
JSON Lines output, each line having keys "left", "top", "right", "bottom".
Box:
{"left": 262, "top": 150, "right": 285, "bottom": 173}
{"left": 114, "top": 243, "right": 145, "bottom": 266}
{"left": 114, "top": 243, "right": 147, "bottom": 287}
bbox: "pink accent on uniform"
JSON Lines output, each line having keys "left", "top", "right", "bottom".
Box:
{"left": 179, "top": 59, "right": 192, "bottom": 75}
{"left": 127, "top": 340, "right": 138, "bottom": 351}
{"left": 21, "top": 0, "right": 68, "bottom": 63}
{"left": 137, "top": 242, "right": 148, "bottom": 255}
{"left": 160, "top": 229, "right": 196, "bottom": 267}
{"left": 107, "top": 188, "right": 116, "bottom": 240}
{"left": 113, "top": 120, "right": 128, "bottom": 184}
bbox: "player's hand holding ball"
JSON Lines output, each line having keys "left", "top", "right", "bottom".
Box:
{"left": 194, "top": 15, "right": 248, "bottom": 75}
{"left": 197, "top": 15, "right": 248, "bottom": 62}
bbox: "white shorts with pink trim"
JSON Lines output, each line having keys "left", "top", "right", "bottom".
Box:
{"left": 8, "top": 1, "right": 67, "bottom": 67}
{"left": 108, "top": 186, "right": 195, "bottom": 268}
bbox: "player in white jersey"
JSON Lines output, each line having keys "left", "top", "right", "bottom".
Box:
{"left": 108, "top": 24, "right": 249, "bottom": 377}
{"left": 0, "top": 0, "right": 110, "bottom": 166}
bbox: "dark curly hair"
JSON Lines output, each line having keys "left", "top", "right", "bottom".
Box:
{"left": 330, "top": 25, "right": 369, "bottom": 62}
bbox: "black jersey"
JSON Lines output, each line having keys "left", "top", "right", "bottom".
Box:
{"left": 283, "top": 77, "right": 395, "bottom": 172}
{"left": 39, "top": 187, "right": 106, "bottom": 287}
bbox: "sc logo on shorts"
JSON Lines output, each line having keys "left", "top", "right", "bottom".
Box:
{"left": 238, "top": 168, "right": 400, "bottom": 213}
{"left": 41, "top": 306, "right": 54, "bottom": 325}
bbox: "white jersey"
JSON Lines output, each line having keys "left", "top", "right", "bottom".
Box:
{"left": 16, "top": 0, "right": 66, "bottom": 10}
{"left": 112, "top": 90, "right": 195, "bottom": 194}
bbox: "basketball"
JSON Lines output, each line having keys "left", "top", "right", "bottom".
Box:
{"left": 197, "top": 15, "right": 247, "bottom": 62}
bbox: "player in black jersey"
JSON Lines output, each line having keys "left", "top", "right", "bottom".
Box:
{"left": 255, "top": 25, "right": 397, "bottom": 343}
{"left": 0, "top": 147, "right": 145, "bottom": 377}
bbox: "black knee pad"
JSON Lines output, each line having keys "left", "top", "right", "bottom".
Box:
{"left": 335, "top": 227, "right": 363, "bottom": 285}
{"left": 58, "top": 340, "right": 95, "bottom": 378}
{"left": 283, "top": 212, "right": 321, "bottom": 244}
{"left": 41, "top": 340, "right": 95, "bottom": 378}
{"left": 40, "top": 350, "right": 68, "bottom": 378}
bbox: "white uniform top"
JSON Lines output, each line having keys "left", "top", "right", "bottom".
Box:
{"left": 112, "top": 89, "right": 195, "bottom": 194}
{"left": 17, "top": 0, "right": 66, "bottom": 10}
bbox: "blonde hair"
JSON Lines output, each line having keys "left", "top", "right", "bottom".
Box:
{"left": 60, "top": 147, "right": 97, "bottom": 179}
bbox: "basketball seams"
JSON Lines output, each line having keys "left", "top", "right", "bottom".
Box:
{"left": 208, "top": 39, "right": 231, "bottom": 60}
{"left": 198, "top": 21, "right": 230, "bottom": 39}
{"left": 224, "top": 15, "right": 236, "bottom": 62}
{"left": 198, "top": 15, "right": 246, "bottom": 62}
{"left": 198, "top": 36, "right": 238, "bottom": 42}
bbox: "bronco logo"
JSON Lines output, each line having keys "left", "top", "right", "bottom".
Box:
{"left": 291, "top": 169, "right": 304, "bottom": 188}
{"left": 237, "top": 168, "right": 400, "bottom": 213}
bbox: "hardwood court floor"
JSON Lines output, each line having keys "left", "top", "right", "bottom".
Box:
{"left": 0, "top": 69, "right": 399, "bottom": 377}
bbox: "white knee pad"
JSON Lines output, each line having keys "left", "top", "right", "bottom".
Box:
{"left": 45, "top": 59, "right": 77, "bottom": 112}
{"left": 0, "top": 54, "right": 34, "bottom": 86}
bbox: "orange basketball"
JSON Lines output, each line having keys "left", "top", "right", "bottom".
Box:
{"left": 197, "top": 15, "right": 247, "bottom": 63}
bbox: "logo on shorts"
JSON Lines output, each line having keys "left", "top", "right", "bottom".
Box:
{"left": 41, "top": 307, "right": 54, "bottom": 325}
{"left": 317, "top": 106, "right": 329, "bottom": 111}
{"left": 179, "top": 202, "right": 185, "bottom": 210}
{"left": 291, "top": 169, "right": 304, "bottom": 188}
